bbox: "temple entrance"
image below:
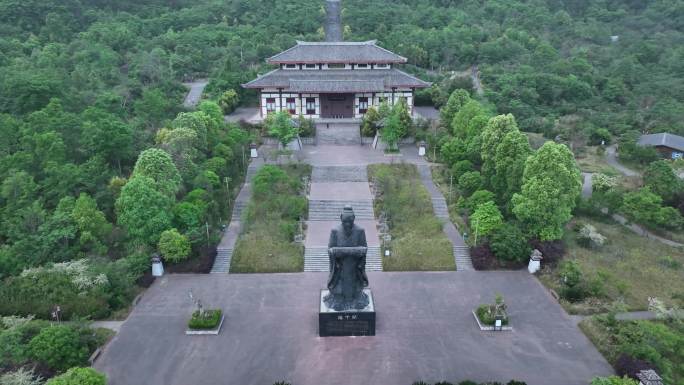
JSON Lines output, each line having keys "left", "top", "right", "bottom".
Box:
{"left": 320, "top": 93, "right": 354, "bottom": 119}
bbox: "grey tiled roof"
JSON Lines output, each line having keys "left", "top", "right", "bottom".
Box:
{"left": 636, "top": 370, "right": 663, "bottom": 385}
{"left": 242, "top": 68, "right": 430, "bottom": 92}
{"left": 267, "top": 40, "right": 407, "bottom": 64}
{"left": 638, "top": 132, "right": 684, "bottom": 152}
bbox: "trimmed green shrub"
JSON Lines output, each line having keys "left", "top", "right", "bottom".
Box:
{"left": 476, "top": 304, "right": 509, "bottom": 326}
{"left": 489, "top": 225, "right": 530, "bottom": 262}
{"left": 28, "top": 325, "right": 90, "bottom": 372}
{"left": 46, "top": 367, "right": 106, "bottom": 385}
{"left": 188, "top": 309, "right": 222, "bottom": 330}
{"left": 158, "top": 229, "right": 191, "bottom": 263}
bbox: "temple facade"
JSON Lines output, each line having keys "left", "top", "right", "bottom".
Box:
{"left": 242, "top": 40, "right": 430, "bottom": 119}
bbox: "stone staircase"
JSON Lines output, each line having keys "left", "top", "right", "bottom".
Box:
{"left": 454, "top": 245, "right": 474, "bottom": 271}
{"left": 245, "top": 163, "right": 260, "bottom": 182}
{"left": 431, "top": 197, "right": 449, "bottom": 220}
{"left": 316, "top": 123, "right": 361, "bottom": 145}
{"left": 312, "top": 165, "right": 368, "bottom": 182}
{"left": 304, "top": 246, "right": 382, "bottom": 272}
{"left": 231, "top": 201, "right": 248, "bottom": 221}
{"left": 308, "top": 199, "right": 375, "bottom": 221}
{"left": 211, "top": 247, "right": 233, "bottom": 273}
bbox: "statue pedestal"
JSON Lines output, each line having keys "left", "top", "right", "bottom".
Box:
{"left": 319, "top": 289, "right": 375, "bottom": 337}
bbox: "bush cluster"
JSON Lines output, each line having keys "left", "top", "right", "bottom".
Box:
{"left": 188, "top": 309, "right": 222, "bottom": 330}
{"left": 0, "top": 318, "right": 109, "bottom": 376}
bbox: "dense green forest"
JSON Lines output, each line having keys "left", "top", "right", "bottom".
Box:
{"left": 0, "top": 0, "right": 683, "bottom": 382}
{"left": 0, "top": 0, "right": 682, "bottom": 313}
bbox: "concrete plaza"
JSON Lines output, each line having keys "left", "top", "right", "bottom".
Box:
{"left": 95, "top": 271, "right": 611, "bottom": 385}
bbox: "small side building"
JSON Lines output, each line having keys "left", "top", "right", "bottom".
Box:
{"left": 636, "top": 369, "right": 664, "bottom": 385}
{"left": 637, "top": 132, "right": 684, "bottom": 160}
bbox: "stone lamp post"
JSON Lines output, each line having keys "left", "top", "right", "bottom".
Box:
{"left": 151, "top": 254, "right": 164, "bottom": 277}
{"left": 249, "top": 143, "right": 258, "bottom": 158}
{"left": 418, "top": 141, "right": 426, "bottom": 157}
{"left": 528, "top": 249, "right": 543, "bottom": 274}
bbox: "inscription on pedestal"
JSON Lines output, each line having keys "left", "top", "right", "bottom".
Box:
{"left": 319, "top": 289, "right": 376, "bottom": 337}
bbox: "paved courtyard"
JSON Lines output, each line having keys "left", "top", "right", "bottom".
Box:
{"left": 95, "top": 271, "right": 612, "bottom": 385}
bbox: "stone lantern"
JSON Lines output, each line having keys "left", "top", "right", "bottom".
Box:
{"left": 528, "top": 249, "right": 542, "bottom": 274}
{"left": 249, "top": 143, "right": 258, "bottom": 158}
{"left": 151, "top": 254, "right": 164, "bottom": 277}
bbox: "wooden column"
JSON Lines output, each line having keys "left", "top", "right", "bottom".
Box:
{"left": 278, "top": 88, "right": 283, "bottom": 113}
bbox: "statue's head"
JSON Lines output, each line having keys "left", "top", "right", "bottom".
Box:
{"left": 340, "top": 205, "right": 355, "bottom": 233}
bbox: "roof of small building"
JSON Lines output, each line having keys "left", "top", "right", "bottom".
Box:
{"left": 266, "top": 40, "right": 407, "bottom": 64}
{"left": 636, "top": 369, "right": 663, "bottom": 385}
{"left": 242, "top": 68, "right": 430, "bottom": 92}
{"left": 638, "top": 132, "right": 684, "bottom": 152}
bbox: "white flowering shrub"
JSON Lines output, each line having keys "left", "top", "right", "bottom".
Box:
{"left": 578, "top": 224, "right": 607, "bottom": 248}
{"left": 21, "top": 259, "right": 109, "bottom": 293}
{"left": 0, "top": 315, "right": 34, "bottom": 330}
{"left": 592, "top": 173, "right": 617, "bottom": 193}
{"left": 0, "top": 368, "right": 43, "bottom": 385}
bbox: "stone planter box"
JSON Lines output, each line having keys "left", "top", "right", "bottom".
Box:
{"left": 186, "top": 315, "right": 225, "bottom": 336}
{"left": 471, "top": 310, "right": 513, "bottom": 332}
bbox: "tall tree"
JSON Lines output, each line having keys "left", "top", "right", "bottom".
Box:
{"left": 131, "top": 148, "right": 181, "bottom": 197}
{"left": 512, "top": 142, "right": 581, "bottom": 240}
{"left": 115, "top": 176, "right": 174, "bottom": 245}
{"left": 481, "top": 114, "right": 519, "bottom": 187}
{"left": 492, "top": 130, "right": 532, "bottom": 207}
{"left": 439, "top": 89, "right": 470, "bottom": 129}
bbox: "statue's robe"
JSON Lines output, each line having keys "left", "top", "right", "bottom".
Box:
{"left": 325, "top": 224, "right": 369, "bottom": 309}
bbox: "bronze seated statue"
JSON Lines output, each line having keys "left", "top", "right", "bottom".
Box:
{"left": 323, "top": 205, "right": 370, "bottom": 311}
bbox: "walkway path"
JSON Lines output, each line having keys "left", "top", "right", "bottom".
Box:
{"left": 605, "top": 145, "right": 638, "bottom": 177}
{"left": 182, "top": 80, "right": 208, "bottom": 109}
{"left": 610, "top": 212, "right": 683, "bottom": 248}
{"left": 582, "top": 153, "right": 682, "bottom": 247}
{"left": 417, "top": 165, "right": 473, "bottom": 270}
{"left": 304, "top": 164, "right": 382, "bottom": 272}
{"left": 91, "top": 320, "right": 125, "bottom": 333}
{"left": 471, "top": 65, "right": 484, "bottom": 96}
{"left": 211, "top": 157, "right": 267, "bottom": 273}
{"left": 581, "top": 172, "right": 593, "bottom": 198}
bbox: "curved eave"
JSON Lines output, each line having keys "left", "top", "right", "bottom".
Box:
{"left": 266, "top": 59, "right": 408, "bottom": 65}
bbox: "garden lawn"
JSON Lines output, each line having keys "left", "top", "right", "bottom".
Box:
{"left": 230, "top": 164, "right": 310, "bottom": 273}
{"left": 538, "top": 216, "right": 684, "bottom": 314}
{"left": 575, "top": 146, "right": 621, "bottom": 175}
{"left": 580, "top": 316, "right": 683, "bottom": 385}
{"left": 369, "top": 164, "right": 454, "bottom": 271}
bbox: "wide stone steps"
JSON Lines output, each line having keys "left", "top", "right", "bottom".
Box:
{"left": 231, "top": 201, "right": 248, "bottom": 221}
{"left": 304, "top": 246, "right": 383, "bottom": 272}
{"left": 308, "top": 200, "right": 375, "bottom": 220}
{"left": 453, "top": 246, "right": 474, "bottom": 271}
{"left": 431, "top": 197, "right": 449, "bottom": 219}
{"left": 417, "top": 165, "right": 432, "bottom": 179}
{"left": 317, "top": 137, "right": 361, "bottom": 145}
{"left": 312, "top": 165, "right": 368, "bottom": 182}
{"left": 210, "top": 247, "right": 233, "bottom": 273}
{"left": 246, "top": 162, "right": 262, "bottom": 182}
{"left": 316, "top": 125, "right": 362, "bottom": 146}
